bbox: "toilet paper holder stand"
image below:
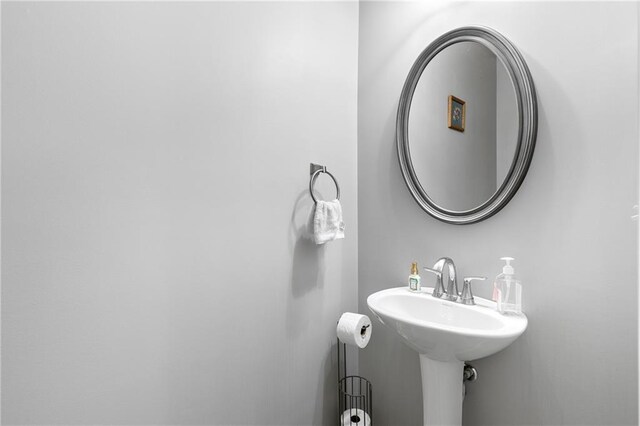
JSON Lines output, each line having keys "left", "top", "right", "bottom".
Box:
{"left": 337, "top": 338, "right": 373, "bottom": 425}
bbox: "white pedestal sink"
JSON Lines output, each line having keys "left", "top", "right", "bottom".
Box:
{"left": 367, "top": 287, "right": 527, "bottom": 426}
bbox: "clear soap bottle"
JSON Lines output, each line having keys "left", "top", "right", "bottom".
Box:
{"left": 493, "top": 257, "right": 522, "bottom": 314}
{"left": 408, "top": 262, "right": 421, "bottom": 292}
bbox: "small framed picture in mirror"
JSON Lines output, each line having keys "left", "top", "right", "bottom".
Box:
{"left": 448, "top": 95, "right": 466, "bottom": 132}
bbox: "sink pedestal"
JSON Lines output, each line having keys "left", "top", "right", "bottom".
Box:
{"left": 419, "top": 356, "right": 464, "bottom": 426}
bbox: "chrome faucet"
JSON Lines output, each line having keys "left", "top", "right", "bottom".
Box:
{"left": 424, "top": 257, "right": 459, "bottom": 301}
{"left": 424, "top": 258, "right": 487, "bottom": 304}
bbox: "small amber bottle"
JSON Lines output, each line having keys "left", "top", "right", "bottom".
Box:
{"left": 408, "top": 262, "right": 421, "bottom": 292}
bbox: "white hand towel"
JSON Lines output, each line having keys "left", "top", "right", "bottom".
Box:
{"left": 313, "top": 199, "right": 345, "bottom": 245}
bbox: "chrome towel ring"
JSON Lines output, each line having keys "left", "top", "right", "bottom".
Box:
{"left": 309, "top": 163, "right": 340, "bottom": 204}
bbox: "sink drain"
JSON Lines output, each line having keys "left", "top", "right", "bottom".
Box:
{"left": 463, "top": 363, "right": 477, "bottom": 382}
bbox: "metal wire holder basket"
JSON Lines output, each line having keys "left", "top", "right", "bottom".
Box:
{"left": 337, "top": 338, "right": 372, "bottom": 425}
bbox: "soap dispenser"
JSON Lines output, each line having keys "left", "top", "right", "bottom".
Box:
{"left": 493, "top": 257, "right": 522, "bottom": 314}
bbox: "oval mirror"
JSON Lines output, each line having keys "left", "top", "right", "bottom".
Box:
{"left": 397, "top": 26, "right": 537, "bottom": 224}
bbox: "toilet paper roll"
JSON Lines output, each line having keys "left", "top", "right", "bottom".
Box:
{"left": 341, "top": 408, "right": 371, "bottom": 426}
{"left": 337, "top": 312, "right": 372, "bottom": 348}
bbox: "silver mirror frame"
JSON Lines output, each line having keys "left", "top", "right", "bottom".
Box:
{"left": 397, "top": 26, "right": 537, "bottom": 224}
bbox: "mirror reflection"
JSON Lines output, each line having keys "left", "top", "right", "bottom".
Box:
{"left": 408, "top": 42, "right": 518, "bottom": 212}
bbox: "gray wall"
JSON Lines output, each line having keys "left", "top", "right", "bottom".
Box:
{"left": 358, "top": 2, "right": 638, "bottom": 426}
{"left": 1, "top": 2, "right": 358, "bottom": 424}
{"left": 409, "top": 42, "right": 497, "bottom": 211}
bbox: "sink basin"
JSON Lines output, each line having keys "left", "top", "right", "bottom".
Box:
{"left": 367, "top": 286, "right": 527, "bottom": 362}
{"left": 367, "top": 287, "right": 527, "bottom": 426}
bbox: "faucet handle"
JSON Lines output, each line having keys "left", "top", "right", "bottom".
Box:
{"left": 423, "top": 267, "right": 445, "bottom": 298}
{"left": 423, "top": 267, "right": 442, "bottom": 277}
{"left": 459, "top": 276, "right": 487, "bottom": 305}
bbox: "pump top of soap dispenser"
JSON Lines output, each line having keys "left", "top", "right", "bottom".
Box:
{"left": 500, "top": 257, "right": 515, "bottom": 276}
